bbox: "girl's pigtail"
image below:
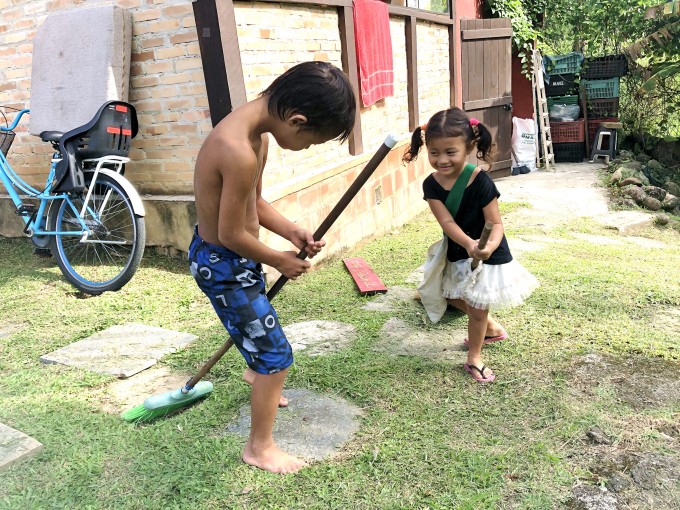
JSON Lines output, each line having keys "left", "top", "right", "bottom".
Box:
{"left": 474, "top": 121, "right": 494, "bottom": 162}
{"left": 402, "top": 126, "right": 425, "bottom": 163}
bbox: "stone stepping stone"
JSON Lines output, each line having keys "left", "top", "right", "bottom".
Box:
{"left": 0, "top": 323, "right": 22, "bottom": 339}
{"left": 226, "top": 388, "right": 362, "bottom": 461}
{"left": 40, "top": 323, "right": 198, "bottom": 378}
{"left": 595, "top": 210, "right": 654, "bottom": 235}
{"left": 360, "top": 286, "right": 418, "bottom": 312}
{"left": 571, "top": 484, "right": 618, "bottom": 510}
{"left": 103, "top": 367, "right": 193, "bottom": 414}
{"left": 0, "top": 423, "right": 43, "bottom": 473}
{"left": 407, "top": 266, "right": 424, "bottom": 285}
{"left": 284, "top": 320, "right": 356, "bottom": 356}
{"left": 572, "top": 233, "right": 625, "bottom": 246}
{"left": 374, "top": 317, "right": 468, "bottom": 362}
{"left": 623, "top": 236, "right": 668, "bottom": 249}
{"left": 509, "top": 237, "right": 547, "bottom": 257}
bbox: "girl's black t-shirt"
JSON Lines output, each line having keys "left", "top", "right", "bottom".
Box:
{"left": 422, "top": 170, "right": 512, "bottom": 264}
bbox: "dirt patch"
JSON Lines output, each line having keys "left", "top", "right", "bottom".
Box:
{"left": 578, "top": 449, "right": 680, "bottom": 509}
{"left": 652, "top": 307, "right": 680, "bottom": 339}
{"left": 373, "top": 317, "right": 468, "bottom": 362}
{"left": 566, "top": 353, "right": 680, "bottom": 509}
{"left": 570, "top": 353, "right": 680, "bottom": 410}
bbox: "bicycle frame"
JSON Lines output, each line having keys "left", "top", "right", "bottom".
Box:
{"left": 0, "top": 109, "right": 130, "bottom": 242}
{"left": 1, "top": 101, "right": 146, "bottom": 294}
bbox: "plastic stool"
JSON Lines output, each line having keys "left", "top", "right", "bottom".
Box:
{"left": 589, "top": 121, "right": 622, "bottom": 163}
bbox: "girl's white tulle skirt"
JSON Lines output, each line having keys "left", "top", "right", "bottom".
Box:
{"left": 442, "top": 258, "right": 539, "bottom": 310}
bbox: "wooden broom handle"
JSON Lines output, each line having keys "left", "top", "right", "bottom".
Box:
{"left": 471, "top": 221, "right": 494, "bottom": 269}
{"left": 185, "top": 135, "right": 398, "bottom": 390}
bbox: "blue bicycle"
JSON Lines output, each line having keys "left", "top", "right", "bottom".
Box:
{"left": 0, "top": 101, "right": 146, "bottom": 294}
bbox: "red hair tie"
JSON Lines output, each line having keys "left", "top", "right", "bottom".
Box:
{"left": 469, "top": 118, "right": 479, "bottom": 127}
{"left": 420, "top": 123, "right": 427, "bottom": 131}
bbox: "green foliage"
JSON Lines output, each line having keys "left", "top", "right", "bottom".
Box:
{"left": 541, "top": 0, "right": 656, "bottom": 55}
{"left": 485, "top": 0, "right": 545, "bottom": 77}
{"left": 540, "top": 1, "right": 680, "bottom": 141}
{"left": 625, "top": 18, "right": 680, "bottom": 98}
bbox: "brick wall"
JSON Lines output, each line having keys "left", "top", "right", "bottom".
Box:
{"left": 1, "top": 0, "right": 454, "bottom": 260}
{"left": 417, "top": 21, "right": 450, "bottom": 123}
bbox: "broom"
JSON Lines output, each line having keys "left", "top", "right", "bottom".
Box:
{"left": 121, "top": 134, "right": 399, "bottom": 423}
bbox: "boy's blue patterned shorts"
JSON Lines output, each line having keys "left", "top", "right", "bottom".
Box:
{"left": 188, "top": 228, "right": 293, "bottom": 375}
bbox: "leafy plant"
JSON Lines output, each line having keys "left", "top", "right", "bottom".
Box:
{"left": 625, "top": 17, "right": 680, "bottom": 95}
{"left": 485, "top": 0, "right": 545, "bottom": 77}
{"left": 540, "top": 1, "right": 680, "bottom": 140}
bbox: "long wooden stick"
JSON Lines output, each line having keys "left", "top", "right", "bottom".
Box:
{"left": 184, "top": 134, "right": 398, "bottom": 390}
{"left": 470, "top": 221, "right": 494, "bottom": 270}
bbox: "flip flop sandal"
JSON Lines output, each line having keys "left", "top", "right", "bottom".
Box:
{"left": 463, "top": 332, "right": 508, "bottom": 347}
{"left": 464, "top": 363, "right": 496, "bottom": 383}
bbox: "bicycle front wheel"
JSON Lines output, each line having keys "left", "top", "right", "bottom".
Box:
{"left": 48, "top": 173, "right": 145, "bottom": 294}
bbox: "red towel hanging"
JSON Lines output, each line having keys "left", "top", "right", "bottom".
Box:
{"left": 353, "top": 0, "right": 394, "bottom": 107}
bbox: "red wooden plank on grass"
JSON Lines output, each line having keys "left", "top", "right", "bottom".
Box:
{"left": 343, "top": 257, "right": 388, "bottom": 295}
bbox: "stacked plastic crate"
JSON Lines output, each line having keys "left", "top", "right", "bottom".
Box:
{"left": 545, "top": 52, "right": 586, "bottom": 162}
{"left": 581, "top": 55, "right": 628, "bottom": 148}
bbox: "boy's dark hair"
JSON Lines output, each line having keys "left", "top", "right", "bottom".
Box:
{"left": 260, "top": 61, "right": 356, "bottom": 143}
{"left": 402, "top": 107, "right": 494, "bottom": 164}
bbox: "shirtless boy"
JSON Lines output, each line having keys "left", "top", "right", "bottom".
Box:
{"left": 189, "top": 61, "right": 356, "bottom": 474}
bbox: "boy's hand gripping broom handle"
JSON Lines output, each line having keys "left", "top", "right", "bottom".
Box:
{"left": 470, "top": 221, "right": 494, "bottom": 270}
{"left": 183, "top": 134, "right": 399, "bottom": 390}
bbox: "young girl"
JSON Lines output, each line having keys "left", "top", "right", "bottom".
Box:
{"left": 404, "top": 107, "right": 538, "bottom": 383}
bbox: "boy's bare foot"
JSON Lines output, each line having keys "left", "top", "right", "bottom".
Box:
{"left": 243, "top": 441, "right": 307, "bottom": 474}
{"left": 243, "top": 368, "right": 288, "bottom": 407}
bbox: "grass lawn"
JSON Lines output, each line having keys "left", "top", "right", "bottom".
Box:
{"left": 0, "top": 196, "right": 679, "bottom": 509}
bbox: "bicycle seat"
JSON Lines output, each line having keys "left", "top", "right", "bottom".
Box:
{"left": 40, "top": 131, "right": 63, "bottom": 143}
{"left": 53, "top": 101, "right": 138, "bottom": 193}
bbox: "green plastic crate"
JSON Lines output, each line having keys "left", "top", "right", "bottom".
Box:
{"left": 545, "top": 53, "right": 584, "bottom": 75}
{"left": 584, "top": 78, "right": 620, "bottom": 99}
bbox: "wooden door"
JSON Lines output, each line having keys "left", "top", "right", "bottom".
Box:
{"left": 460, "top": 18, "right": 512, "bottom": 178}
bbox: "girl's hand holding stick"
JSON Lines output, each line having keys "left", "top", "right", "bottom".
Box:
{"left": 471, "top": 221, "right": 494, "bottom": 269}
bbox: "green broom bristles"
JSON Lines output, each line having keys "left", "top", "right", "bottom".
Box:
{"left": 121, "top": 381, "right": 214, "bottom": 424}
{"left": 121, "top": 401, "right": 198, "bottom": 423}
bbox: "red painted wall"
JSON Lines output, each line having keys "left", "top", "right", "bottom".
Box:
{"left": 454, "top": 0, "right": 484, "bottom": 108}
{"left": 512, "top": 51, "right": 534, "bottom": 119}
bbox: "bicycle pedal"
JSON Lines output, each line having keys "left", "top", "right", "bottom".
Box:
{"left": 15, "top": 204, "right": 37, "bottom": 216}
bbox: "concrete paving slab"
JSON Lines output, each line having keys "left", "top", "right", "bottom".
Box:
{"left": 0, "top": 323, "right": 22, "bottom": 339}
{"left": 374, "top": 317, "right": 468, "bottom": 362}
{"left": 508, "top": 237, "right": 547, "bottom": 257}
{"left": 594, "top": 210, "right": 655, "bottom": 235}
{"left": 284, "top": 320, "right": 357, "bottom": 356}
{"left": 497, "top": 163, "right": 609, "bottom": 230}
{"left": 623, "top": 236, "right": 669, "bottom": 249}
{"left": 572, "top": 233, "right": 625, "bottom": 246}
{"left": 407, "top": 265, "right": 424, "bottom": 284}
{"left": 40, "top": 323, "right": 198, "bottom": 378}
{"left": 0, "top": 423, "right": 43, "bottom": 473}
{"left": 102, "top": 367, "right": 194, "bottom": 414}
{"left": 226, "top": 388, "right": 363, "bottom": 461}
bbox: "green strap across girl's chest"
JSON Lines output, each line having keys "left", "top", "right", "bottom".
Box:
{"left": 444, "top": 163, "right": 476, "bottom": 218}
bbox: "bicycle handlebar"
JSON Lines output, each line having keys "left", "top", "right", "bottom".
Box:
{"left": 0, "top": 108, "right": 30, "bottom": 131}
